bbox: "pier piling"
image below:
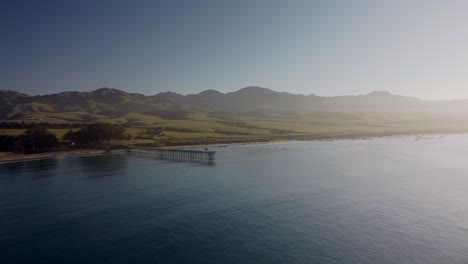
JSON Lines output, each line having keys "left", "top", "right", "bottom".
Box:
{"left": 129, "top": 147, "right": 215, "bottom": 163}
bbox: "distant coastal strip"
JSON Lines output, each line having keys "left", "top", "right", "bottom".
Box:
{"left": 0, "top": 131, "right": 462, "bottom": 164}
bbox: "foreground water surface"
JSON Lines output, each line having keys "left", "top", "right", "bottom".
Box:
{"left": 1, "top": 136, "right": 468, "bottom": 264}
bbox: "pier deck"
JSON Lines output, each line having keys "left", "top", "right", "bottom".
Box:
{"left": 129, "top": 146, "right": 215, "bottom": 162}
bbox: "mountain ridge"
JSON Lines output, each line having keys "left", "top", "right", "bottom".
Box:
{"left": 1, "top": 86, "right": 468, "bottom": 122}
{"left": 2, "top": 86, "right": 462, "bottom": 101}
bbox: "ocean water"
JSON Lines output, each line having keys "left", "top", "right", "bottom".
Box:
{"left": 1, "top": 136, "right": 468, "bottom": 264}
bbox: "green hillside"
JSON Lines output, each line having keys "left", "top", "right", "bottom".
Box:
{"left": 2, "top": 87, "right": 468, "bottom": 145}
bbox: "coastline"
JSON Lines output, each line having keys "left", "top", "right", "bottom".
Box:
{"left": 0, "top": 149, "right": 130, "bottom": 164}
{"left": 1, "top": 131, "right": 467, "bottom": 164}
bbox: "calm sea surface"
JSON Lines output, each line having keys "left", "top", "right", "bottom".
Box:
{"left": 1, "top": 136, "right": 468, "bottom": 264}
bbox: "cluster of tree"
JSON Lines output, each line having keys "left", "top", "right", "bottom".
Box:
{"left": 0, "top": 123, "right": 128, "bottom": 154}
{"left": 133, "top": 127, "right": 164, "bottom": 140}
{"left": 64, "top": 123, "right": 127, "bottom": 147}
{"left": 0, "top": 122, "right": 82, "bottom": 129}
{"left": 146, "top": 127, "right": 163, "bottom": 137}
{"left": 0, "top": 127, "right": 59, "bottom": 154}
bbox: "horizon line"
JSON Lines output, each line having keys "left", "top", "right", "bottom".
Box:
{"left": 1, "top": 86, "right": 467, "bottom": 102}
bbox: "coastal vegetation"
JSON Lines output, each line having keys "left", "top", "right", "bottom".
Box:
{"left": 0, "top": 123, "right": 127, "bottom": 154}
{"left": 0, "top": 126, "right": 59, "bottom": 154}
{"left": 64, "top": 123, "right": 127, "bottom": 147}
{"left": 2, "top": 86, "right": 468, "bottom": 156}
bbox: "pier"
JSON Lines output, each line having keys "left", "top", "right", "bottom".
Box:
{"left": 129, "top": 146, "right": 215, "bottom": 163}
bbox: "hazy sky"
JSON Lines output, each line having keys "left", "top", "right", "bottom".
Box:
{"left": 2, "top": 0, "right": 468, "bottom": 99}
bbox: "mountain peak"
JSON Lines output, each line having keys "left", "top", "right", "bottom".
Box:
{"left": 367, "top": 91, "right": 393, "bottom": 97}
{"left": 158, "top": 91, "right": 182, "bottom": 96}
{"left": 0, "top": 90, "right": 30, "bottom": 100}
{"left": 196, "top": 89, "right": 223, "bottom": 96}
{"left": 235, "top": 86, "right": 275, "bottom": 94}
{"left": 92, "top": 87, "right": 127, "bottom": 95}
{"left": 155, "top": 91, "right": 184, "bottom": 99}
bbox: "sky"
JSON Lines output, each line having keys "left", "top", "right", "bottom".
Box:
{"left": 2, "top": 0, "right": 468, "bottom": 100}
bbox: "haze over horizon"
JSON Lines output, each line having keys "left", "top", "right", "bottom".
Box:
{"left": 3, "top": 0, "right": 468, "bottom": 100}
{"left": 1, "top": 86, "right": 462, "bottom": 102}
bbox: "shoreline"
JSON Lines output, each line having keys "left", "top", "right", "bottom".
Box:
{"left": 0, "top": 149, "right": 130, "bottom": 164}
{"left": 1, "top": 131, "right": 467, "bottom": 164}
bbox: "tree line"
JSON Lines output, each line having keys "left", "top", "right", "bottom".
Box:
{"left": 0, "top": 127, "right": 59, "bottom": 154}
{"left": 0, "top": 123, "right": 127, "bottom": 154}
{"left": 64, "top": 123, "right": 127, "bottom": 147}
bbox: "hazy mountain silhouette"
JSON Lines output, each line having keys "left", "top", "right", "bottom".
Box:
{"left": 1, "top": 86, "right": 468, "bottom": 121}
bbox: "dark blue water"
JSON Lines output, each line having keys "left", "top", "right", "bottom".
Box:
{"left": 1, "top": 136, "right": 468, "bottom": 264}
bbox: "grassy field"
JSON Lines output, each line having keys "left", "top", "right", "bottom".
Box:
{"left": 3, "top": 111, "right": 468, "bottom": 147}
{"left": 0, "top": 129, "right": 25, "bottom": 136}
{"left": 121, "top": 113, "right": 468, "bottom": 146}
{"left": 0, "top": 128, "right": 79, "bottom": 139}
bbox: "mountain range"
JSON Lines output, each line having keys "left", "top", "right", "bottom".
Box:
{"left": 2, "top": 86, "right": 468, "bottom": 138}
